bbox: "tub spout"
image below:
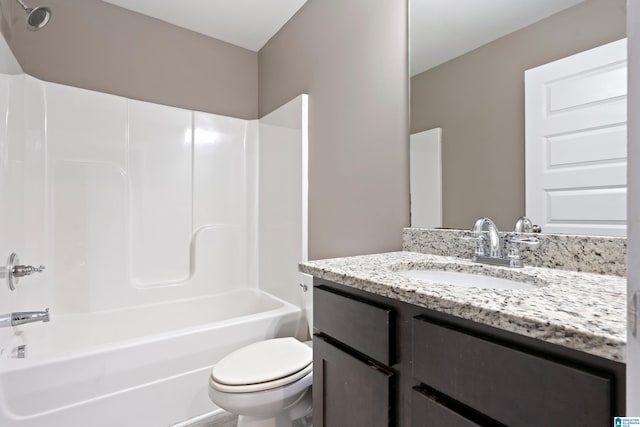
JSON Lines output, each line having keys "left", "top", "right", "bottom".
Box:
{"left": 0, "top": 308, "right": 49, "bottom": 327}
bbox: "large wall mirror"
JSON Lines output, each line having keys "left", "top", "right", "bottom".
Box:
{"left": 409, "top": 0, "right": 627, "bottom": 235}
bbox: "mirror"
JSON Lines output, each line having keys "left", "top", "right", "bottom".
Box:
{"left": 409, "top": 0, "right": 627, "bottom": 234}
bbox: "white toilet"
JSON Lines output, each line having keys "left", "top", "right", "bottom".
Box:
{"left": 208, "top": 289, "right": 313, "bottom": 427}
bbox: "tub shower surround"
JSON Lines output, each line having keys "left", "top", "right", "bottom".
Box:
{"left": 0, "top": 73, "right": 259, "bottom": 314}
{"left": 402, "top": 227, "right": 627, "bottom": 276}
{"left": 0, "top": 70, "right": 308, "bottom": 426}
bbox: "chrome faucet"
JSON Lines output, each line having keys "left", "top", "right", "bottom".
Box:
{"left": 506, "top": 217, "right": 541, "bottom": 267}
{"left": 2, "top": 253, "right": 46, "bottom": 291}
{"left": 0, "top": 309, "right": 49, "bottom": 328}
{"left": 469, "top": 217, "right": 502, "bottom": 258}
{"left": 462, "top": 217, "right": 503, "bottom": 261}
{"left": 463, "top": 217, "right": 540, "bottom": 268}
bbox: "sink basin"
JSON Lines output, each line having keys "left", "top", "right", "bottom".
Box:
{"left": 395, "top": 269, "right": 536, "bottom": 291}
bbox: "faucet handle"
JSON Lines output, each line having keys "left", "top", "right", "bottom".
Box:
{"left": 514, "top": 217, "right": 542, "bottom": 234}
{"left": 461, "top": 232, "right": 486, "bottom": 257}
{"left": 13, "top": 265, "right": 46, "bottom": 277}
{"left": 510, "top": 236, "right": 540, "bottom": 248}
{"left": 5, "top": 253, "right": 46, "bottom": 291}
{"left": 461, "top": 232, "right": 481, "bottom": 240}
{"left": 507, "top": 236, "right": 540, "bottom": 266}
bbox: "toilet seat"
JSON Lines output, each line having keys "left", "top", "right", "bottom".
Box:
{"left": 210, "top": 363, "right": 312, "bottom": 393}
{"left": 210, "top": 337, "right": 312, "bottom": 393}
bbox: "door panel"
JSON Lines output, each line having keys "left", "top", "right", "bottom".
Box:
{"left": 313, "top": 335, "right": 393, "bottom": 427}
{"left": 525, "top": 39, "right": 627, "bottom": 236}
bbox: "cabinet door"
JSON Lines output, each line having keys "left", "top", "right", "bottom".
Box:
{"left": 314, "top": 335, "right": 393, "bottom": 427}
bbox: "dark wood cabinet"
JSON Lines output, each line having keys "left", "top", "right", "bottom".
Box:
{"left": 313, "top": 279, "right": 626, "bottom": 427}
{"left": 314, "top": 335, "right": 394, "bottom": 427}
{"left": 413, "top": 316, "right": 613, "bottom": 426}
{"left": 411, "top": 388, "right": 486, "bottom": 427}
{"left": 314, "top": 285, "right": 392, "bottom": 365}
{"left": 313, "top": 285, "right": 395, "bottom": 427}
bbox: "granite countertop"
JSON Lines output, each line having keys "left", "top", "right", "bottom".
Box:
{"left": 300, "top": 251, "right": 627, "bottom": 362}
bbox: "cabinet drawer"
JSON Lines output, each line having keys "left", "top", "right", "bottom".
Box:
{"left": 314, "top": 285, "right": 392, "bottom": 365}
{"left": 412, "top": 388, "right": 483, "bottom": 427}
{"left": 412, "top": 316, "right": 612, "bottom": 427}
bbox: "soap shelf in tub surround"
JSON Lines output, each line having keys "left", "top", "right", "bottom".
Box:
{"left": 402, "top": 228, "right": 627, "bottom": 276}
{"left": 299, "top": 251, "right": 626, "bottom": 362}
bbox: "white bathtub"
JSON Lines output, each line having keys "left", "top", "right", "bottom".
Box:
{"left": 0, "top": 289, "right": 303, "bottom": 426}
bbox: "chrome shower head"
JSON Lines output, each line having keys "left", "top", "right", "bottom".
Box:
{"left": 25, "top": 6, "right": 51, "bottom": 31}
{"left": 15, "top": 0, "right": 51, "bottom": 31}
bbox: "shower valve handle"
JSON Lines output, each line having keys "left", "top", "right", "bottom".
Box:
{"left": 12, "top": 264, "right": 46, "bottom": 278}
{"left": 4, "top": 253, "right": 46, "bottom": 291}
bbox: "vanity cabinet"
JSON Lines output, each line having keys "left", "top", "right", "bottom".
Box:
{"left": 411, "top": 387, "right": 485, "bottom": 426}
{"left": 313, "top": 279, "right": 626, "bottom": 427}
{"left": 314, "top": 336, "right": 393, "bottom": 427}
{"left": 413, "top": 316, "right": 612, "bottom": 426}
{"left": 313, "top": 285, "right": 395, "bottom": 427}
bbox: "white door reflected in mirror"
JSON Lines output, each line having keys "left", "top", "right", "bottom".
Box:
{"left": 410, "top": 128, "right": 442, "bottom": 228}
{"left": 525, "top": 39, "right": 627, "bottom": 237}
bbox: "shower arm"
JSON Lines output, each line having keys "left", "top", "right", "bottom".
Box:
{"left": 15, "top": 0, "right": 31, "bottom": 12}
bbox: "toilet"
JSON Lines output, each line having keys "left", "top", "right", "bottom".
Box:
{"left": 208, "top": 288, "right": 313, "bottom": 427}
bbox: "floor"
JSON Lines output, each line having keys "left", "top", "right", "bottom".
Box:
{"left": 171, "top": 410, "right": 238, "bottom": 427}
{"left": 173, "top": 409, "right": 312, "bottom": 426}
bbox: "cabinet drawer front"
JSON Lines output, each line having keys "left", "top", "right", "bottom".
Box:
{"left": 412, "top": 388, "right": 482, "bottom": 427}
{"left": 314, "top": 335, "right": 393, "bottom": 427}
{"left": 314, "top": 285, "right": 392, "bottom": 365}
{"left": 412, "top": 317, "right": 612, "bottom": 426}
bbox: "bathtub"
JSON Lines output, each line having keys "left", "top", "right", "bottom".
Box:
{"left": 0, "top": 288, "right": 303, "bottom": 426}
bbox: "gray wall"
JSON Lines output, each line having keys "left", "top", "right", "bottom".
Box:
{"left": 1, "top": 0, "right": 410, "bottom": 259}
{"left": 259, "top": 0, "right": 409, "bottom": 260}
{"left": 0, "top": 0, "right": 258, "bottom": 119}
{"left": 411, "top": 0, "right": 626, "bottom": 230}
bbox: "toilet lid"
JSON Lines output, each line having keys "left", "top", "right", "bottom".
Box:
{"left": 210, "top": 364, "right": 312, "bottom": 393}
{"left": 211, "top": 337, "right": 312, "bottom": 386}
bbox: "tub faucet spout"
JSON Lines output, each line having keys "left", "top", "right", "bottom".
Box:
{"left": 0, "top": 308, "right": 49, "bottom": 327}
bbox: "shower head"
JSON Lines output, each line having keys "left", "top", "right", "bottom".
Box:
{"left": 15, "top": 0, "right": 51, "bottom": 31}
{"left": 25, "top": 6, "right": 51, "bottom": 30}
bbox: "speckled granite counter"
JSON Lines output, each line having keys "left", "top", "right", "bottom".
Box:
{"left": 403, "top": 228, "right": 627, "bottom": 276}
{"left": 300, "top": 251, "right": 627, "bottom": 362}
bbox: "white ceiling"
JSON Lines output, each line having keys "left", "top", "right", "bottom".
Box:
{"left": 103, "top": 0, "right": 308, "bottom": 52}
{"left": 410, "top": 0, "right": 584, "bottom": 76}
{"left": 104, "top": 0, "right": 584, "bottom": 74}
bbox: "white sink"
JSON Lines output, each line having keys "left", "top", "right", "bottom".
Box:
{"left": 395, "top": 269, "right": 536, "bottom": 291}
